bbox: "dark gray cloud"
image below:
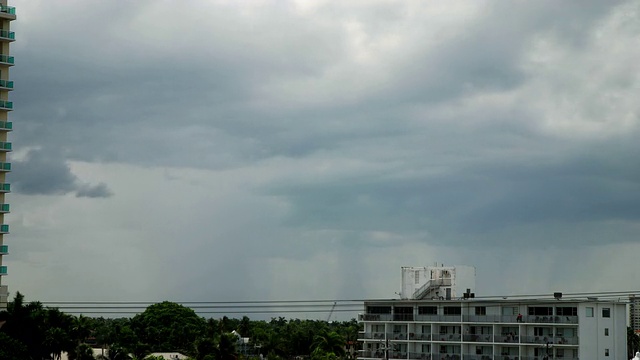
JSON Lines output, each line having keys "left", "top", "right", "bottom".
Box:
{"left": 10, "top": 148, "right": 113, "bottom": 197}
{"left": 4, "top": 0, "right": 640, "bottom": 305}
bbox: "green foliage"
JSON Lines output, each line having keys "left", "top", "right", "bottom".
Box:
{"left": 1, "top": 292, "right": 361, "bottom": 360}
{"left": 131, "top": 301, "right": 207, "bottom": 355}
{"left": 0, "top": 332, "right": 29, "bottom": 360}
{"left": 629, "top": 327, "right": 640, "bottom": 359}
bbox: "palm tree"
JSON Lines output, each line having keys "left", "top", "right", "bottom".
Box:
{"left": 44, "top": 327, "right": 71, "bottom": 360}
{"left": 312, "top": 330, "right": 346, "bottom": 358}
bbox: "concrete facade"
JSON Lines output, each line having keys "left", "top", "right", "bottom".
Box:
{"left": 0, "top": 0, "right": 15, "bottom": 311}
{"left": 358, "top": 298, "right": 626, "bottom": 360}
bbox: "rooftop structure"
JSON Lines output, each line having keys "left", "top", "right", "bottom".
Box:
{"left": 401, "top": 265, "right": 476, "bottom": 300}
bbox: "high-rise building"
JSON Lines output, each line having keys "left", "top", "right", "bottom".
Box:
{"left": 630, "top": 295, "right": 640, "bottom": 334}
{"left": 0, "top": 0, "right": 14, "bottom": 311}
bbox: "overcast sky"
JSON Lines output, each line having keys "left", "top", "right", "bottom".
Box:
{"left": 4, "top": 0, "right": 640, "bottom": 318}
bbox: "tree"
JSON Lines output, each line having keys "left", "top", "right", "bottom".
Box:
{"left": 629, "top": 327, "right": 640, "bottom": 359}
{"left": 312, "top": 330, "right": 346, "bottom": 358}
{"left": 131, "top": 301, "right": 206, "bottom": 355}
{"left": 0, "top": 332, "right": 29, "bottom": 360}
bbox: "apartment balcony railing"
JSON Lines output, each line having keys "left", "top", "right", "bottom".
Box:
{"left": 358, "top": 350, "right": 385, "bottom": 359}
{"left": 389, "top": 352, "right": 408, "bottom": 359}
{"left": 360, "top": 314, "right": 579, "bottom": 324}
{"left": 0, "top": 141, "right": 11, "bottom": 151}
{"left": 464, "top": 315, "right": 578, "bottom": 324}
{"left": 0, "top": 100, "right": 12, "bottom": 110}
{"left": 0, "top": 244, "right": 7, "bottom": 254}
{"left": 0, "top": 121, "right": 11, "bottom": 131}
{"left": 433, "top": 334, "right": 461, "bottom": 342}
{"left": 0, "top": 5, "right": 15, "bottom": 15}
{"left": 0, "top": 79, "right": 14, "bottom": 89}
{"left": 0, "top": 265, "right": 7, "bottom": 275}
{"left": 461, "top": 354, "right": 494, "bottom": 360}
{"left": 388, "top": 333, "right": 409, "bottom": 341}
{"left": 360, "top": 332, "right": 386, "bottom": 340}
{"left": 416, "top": 315, "right": 461, "bottom": 322}
{"left": 0, "top": 203, "right": 9, "bottom": 213}
{"left": 0, "top": 162, "right": 11, "bottom": 171}
{"left": 409, "top": 333, "right": 432, "bottom": 341}
{"left": 519, "top": 357, "right": 578, "bottom": 360}
{"left": 0, "top": 54, "right": 14, "bottom": 65}
{"left": 431, "top": 354, "right": 460, "bottom": 360}
{"left": 0, "top": 183, "right": 10, "bottom": 193}
{"left": 408, "top": 352, "right": 432, "bottom": 360}
{"left": 519, "top": 335, "right": 578, "bottom": 346}
{"left": 0, "top": 29, "right": 15, "bottom": 41}
{"left": 496, "top": 334, "right": 520, "bottom": 343}
{"left": 462, "top": 334, "right": 493, "bottom": 343}
{"left": 0, "top": 224, "right": 9, "bottom": 233}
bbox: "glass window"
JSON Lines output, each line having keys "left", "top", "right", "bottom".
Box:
{"left": 443, "top": 306, "right": 461, "bottom": 315}
{"left": 605, "top": 328, "right": 609, "bottom": 336}
{"left": 605, "top": 349, "right": 609, "bottom": 357}
{"left": 418, "top": 306, "right": 438, "bottom": 315}
{"left": 586, "top": 307, "right": 594, "bottom": 317}
{"left": 475, "top": 307, "right": 486, "bottom": 315}
{"left": 602, "top": 308, "right": 611, "bottom": 318}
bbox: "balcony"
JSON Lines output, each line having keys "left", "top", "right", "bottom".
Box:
{"left": 359, "top": 332, "right": 386, "bottom": 340}
{"left": 0, "top": 54, "right": 14, "bottom": 66}
{"left": 462, "top": 334, "right": 493, "bottom": 343}
{"left": 0, "top": 203, "right": 9, "bottom": 213}
{"left": 462, "top": 354, "right": 494, "bottom": 360}
{"left": 409, "top": 333, "right": 432, "bottom": 341}
{"left": 0, "top": 142, "right": 11, "bottom": 152}
{"left": 0, "top": 265, "right": 6, "bottom": 275}
{"left": 408, "top": 352, "right": 432, "bottom": 360}
{"left": 462, "top": 315, "right": 578, "bottom": 324}
{"left": 519, "top": 335, "right": 578, "bottom": 346}
{"left": 0, "top": 121, "right": 11, "bottom": 131}
{"left": 0, "top": 224, "right": 8, "bottom": 233}
{"left": 434, "top": 334, "right": 461, "bottom": 342}
{"left": 0, "top": 183, "right": 10, "bottom": 193}
{"left": 0, "top": 5, "right": 16, "bottom": 20}
{"left": 0, "top": 100, "right": 12, "bottom": 110}
{"left": 0, "top": 244, "right": 7, "bottom": 254}
{"left": 0, "top": 162, "right": 10, "bottom": 171}
{"left": 0, "top": 29, "right": 14, "bottom": 42}
{"left": 388, "top": 332, "right": 409, "bottom": 341}
{"left": 431, "top": 354, "right": 460, "bottom": 360}
{"left": 359, "top": 350, "right": 385, "bottom": 359}
{"left": 0, "top": 79, "right": 13, "bottom": 90}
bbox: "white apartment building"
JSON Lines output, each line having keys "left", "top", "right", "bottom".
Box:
{"left": 358, "top": 298, "right": 626, "bottom": 360}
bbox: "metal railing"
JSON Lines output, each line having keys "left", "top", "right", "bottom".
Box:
{"left": 0, "top": 5, "right": 15, "bottom": 15}
{"left": 433, "top": 334, "right": 461, "bottom": 342}
{"left": 0, "top": 54, "right": 14, "bottom": 64}
{"left": 0, "top": 29, "right": 14, "bottom": 40}
{"left": 462, "top": 334, "right": 494, "bottom": 343}
{"left": 360, "top": 314, "right": 579, "bottom": 324}
{"left": 409, "top": 333, "right": 432, "bottom": 341}
{"left": 413, "top": 278, "right": 452, "bottom": 299}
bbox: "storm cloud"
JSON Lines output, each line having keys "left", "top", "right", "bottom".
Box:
{"left": 3, "top": 0, "right": 640, "bottom": 309}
